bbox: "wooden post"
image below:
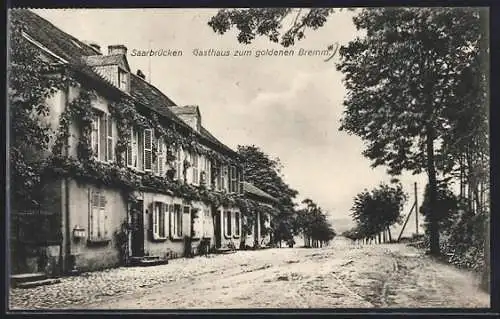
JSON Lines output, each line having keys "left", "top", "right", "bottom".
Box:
{"left": 398, "top": 203, "right": 415, "bottom": 242}
{"left": 415, "top": 182, "right": 419, "bottom": 235}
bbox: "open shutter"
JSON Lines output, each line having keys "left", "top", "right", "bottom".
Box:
{"left": 127, "top": 127, "right": 133, "bottom": 167}
{"left": 144, "top": 129, "right": 153, "bottom": 171}
{"left": 99, "top": 114, "right": 106, "bottom": 161}
{"left": 107, "top": 115, "right": 113, "bottom": 162}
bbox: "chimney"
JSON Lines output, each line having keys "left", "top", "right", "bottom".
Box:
{"left": 136, "top": 69, "right": 146, "bottom": 79}
{"left": 108, "top": 44, "right": 127, "bottom": 56}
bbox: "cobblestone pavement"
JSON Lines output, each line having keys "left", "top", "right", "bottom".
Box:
{"left": 9, "top": 239, "right": 489, "bottom": 310}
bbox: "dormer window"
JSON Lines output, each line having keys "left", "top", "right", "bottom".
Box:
{"left": 118, "top": 68, "right": 129, "bottom": 92}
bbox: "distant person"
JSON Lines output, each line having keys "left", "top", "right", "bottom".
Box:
{"left": 287, "top": 238, "right": 295, "bottom": 248}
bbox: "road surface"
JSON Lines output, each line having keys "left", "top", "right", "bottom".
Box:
{"left": 9, "top": 238, "right": 489, "bottom": 309}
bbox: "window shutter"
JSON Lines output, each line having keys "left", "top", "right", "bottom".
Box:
{"left": 99, "top": 194, "right": 108, "bottom": 239}
{"left": 127, "top": 127, "right": 133, "bottom": 167}
{"left": 144, "top": 129, "right": 153, "bottom": 171}
{"left": 107, "top": 115, "right": 113, "bottom": 162}
{"left": 228, "top": 166, "right": 232, "bottom": 192}
{"left": 99, "top": 114, "right": 107, "bottom": 161}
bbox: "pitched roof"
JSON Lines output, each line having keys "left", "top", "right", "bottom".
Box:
{"left": 200, "top": 126, "right": 236, "bottom": 155}
{"left": 243, "top": 182, "right": 277, "bottom": 203}
{"left": 13, "top": 9, "right": 238, "bottom": 158}
{"left": 10, "top": 9, "right": 99, "bottom": 62}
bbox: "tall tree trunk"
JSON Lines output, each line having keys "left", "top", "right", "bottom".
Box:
{"left": 426, "top": 127, "right": 440, "bottom": 256}
{"left": 378, "top": 233, "right": 381, "bottom": 244}
{"left": 387, "top": 226, "right": 392, "bottom": 242}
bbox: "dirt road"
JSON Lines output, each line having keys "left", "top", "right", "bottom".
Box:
{"left": 10, "top": 239, "right": 489, "bottom": 310}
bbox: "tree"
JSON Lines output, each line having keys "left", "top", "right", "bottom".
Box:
{"left": 208, "top": 8, "right": 340, "bottom": 48}
{"left": 336, "top": 8, "right": 486, "bottom": 256}
{"left": 237, "top": 145, "right": 298, "bottom": 244}
{"left": 8, "top": 12, "right": 68, "bottom": 207}
{"left": 296, "top": 198, "right": 336, "bottom": 247}
{"left": 209, "top": 8, "right": 488, "bottom": 257}
{"left": 350, "top": 183, "right": 407, "bottom": 242}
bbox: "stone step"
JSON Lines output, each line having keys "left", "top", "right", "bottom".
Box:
{"left": 128, "top": 257, "right": 168, "bottom": 267}
{"left": 11, "top": 272, "right": 47, "bottom": 286}
{"left": 15, "top": 278, "right": 61, "bottom": 289}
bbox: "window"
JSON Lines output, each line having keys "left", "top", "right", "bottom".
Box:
{"left": 203, "top": 209, "right": 211, "bottom": 238}
{"left": 216, "top": 163, "right": 222, "bottom": 191}
{"left": 106, "top": 116, "right": 113, "bottom": 161}
{"left": 154, "top": 137, "right": 165, "bottom": 176}
{"left": 175, "top": 148, "right": 183, "bottom": 181}
{"left": 202, "top": 157, "right": 211, "bottom": 187}
{"left": 144, "top": 129, "right": 153, "bottom": 171}
{"left": 170, "top": 204, "right": 183, "bottom": 238}
{"left": 192, "top": 152, "right": 199, "bottom": 185}
{"left": 234, "top": 211, "right": 241, "bottom": 237}
{"left": 89, "top": 189, "right": 109, "bottom": 242}
{"left": 126, "top": 127, "right": 139, "bottom": 168}
{"left": 118, "top": 69, "right": 129, "bottom": 91}
{"left": 230, "top": 166, "right": 238, "bottom": 193}
{"left": 224, "top": 211, "right": 232, "bottom": 237}
{"left": 91, "top": 113, "right": 113, "bottom": 162}
{"left": 192, "top": 208, "right": 202, "bottom": 239}
{"left": 152, "top": 202, "right": 167, "bottom": 240}
{"left": 221, "top": 166, "right": 228, "bottom": 191}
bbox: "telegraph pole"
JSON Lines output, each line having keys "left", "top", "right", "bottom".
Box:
{"left": 415, "top": 182, "right": 419, "bottom": 235}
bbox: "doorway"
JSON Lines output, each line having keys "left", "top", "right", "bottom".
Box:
{"left": 130, "top": 200, "right": 144, "bottom": 257}
{"left": 213, "top": 210, "right": 221, "bottom": 248}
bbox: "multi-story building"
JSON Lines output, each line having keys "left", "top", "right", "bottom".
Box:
{"left": 10, "top": 9, "right": 276, "bottom": 275}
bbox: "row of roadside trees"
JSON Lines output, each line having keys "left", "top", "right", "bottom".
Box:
{"left": 208, "top": 8, "right": 489, "bottom": 289}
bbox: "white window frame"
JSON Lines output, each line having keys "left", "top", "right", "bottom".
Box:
{"left": 230, "top": 166, "right": 238, "bottom": 193}
{"left": 203, "top": 209, "right": 211, "bottom": 238}
{"left": 127, "top": 126, "right": 139, "bottom": 169}
{"left": 192, "top": 152, "right": 199, "bottom": 185}
{"left": 170, "top": 204, "right": 183, "bottom": 239}
{"left": 144, "top": 128, "right": 153, "bottom": 172}
{"left": 152, "top": 202, "right": 168, "bottom": 240}
{"left": 175, "top": 147, "right": 183, "bottom": 181}
{"left": 154, "top": 137, "right": 165, "bottom": 177}
{"left": 221, "top": 166, "right": 228, "bottom": 192}
{"left": 106, "top": 114, "right": 114, "bottom": 162}
{"left": 118, "top": 68, "right": 128, "bottom": 91}
{"left": 91, "top": 112, "right": 114, "bottom": 163}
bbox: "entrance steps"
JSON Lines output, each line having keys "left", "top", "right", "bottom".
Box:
{"left": 11, "top": 272, "right": 61, "bottom": 289}
{"left": 128, "top": 256, "right": 169, "bottom": 267}
{"left": 215, "top": 247, "right": 236, "bottom": 254}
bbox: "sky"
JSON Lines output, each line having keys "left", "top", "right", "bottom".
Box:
{"left": 32, "top": 8, "right": 428, "bottom": 234}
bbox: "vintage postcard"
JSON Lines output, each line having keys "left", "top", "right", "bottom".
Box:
{"left": 7, "top": 8, "right": 490, "bottom": 311}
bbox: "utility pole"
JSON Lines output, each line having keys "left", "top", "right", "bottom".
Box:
{"left": 415, "top": 182, "right": 419, "bottom": 235}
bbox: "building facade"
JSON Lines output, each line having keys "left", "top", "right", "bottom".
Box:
{"left": 10, "top": 10, "right": 273, "bottom": 275}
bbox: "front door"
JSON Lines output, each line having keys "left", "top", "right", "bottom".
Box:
{"left": 130, "top": 200, "right": 144, "bottom": 257}
{"left": 213, "top": 210, "right": 221, "bottom": 248}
